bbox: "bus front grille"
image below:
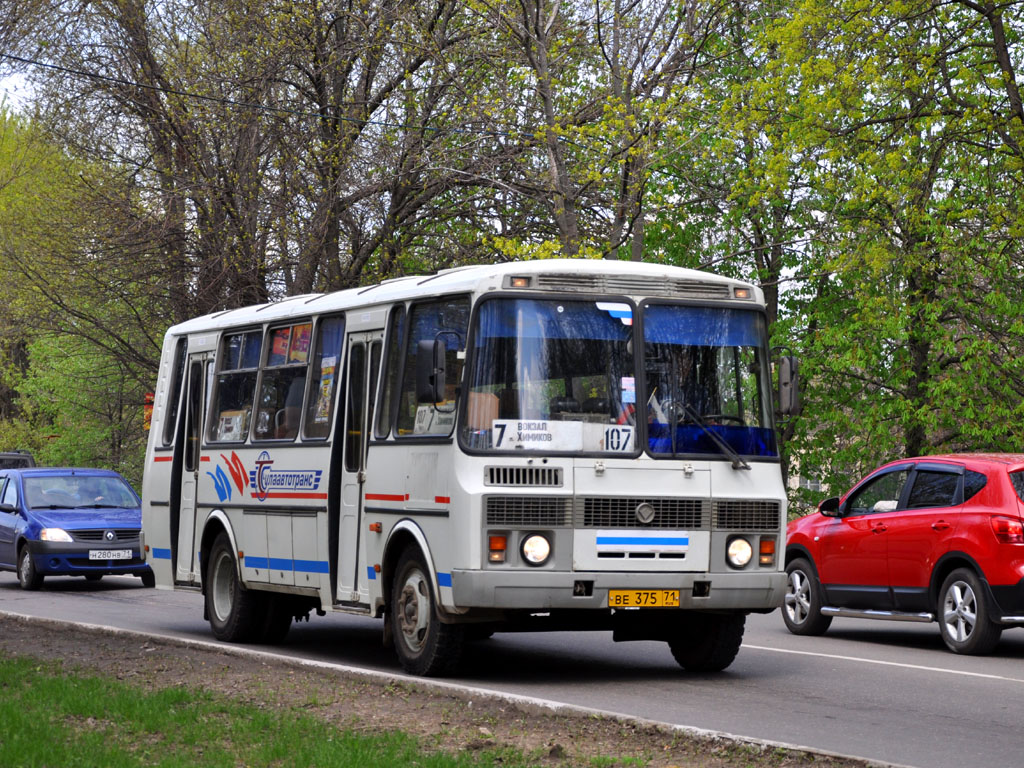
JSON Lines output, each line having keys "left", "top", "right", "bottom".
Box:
{"left": 712, "top": 500, "right": 781, "bottom": 530}
{"left": 485, "top": 496, "right": 573, "bottom": 527}
{"left": 576, "top": 497, "right": 709, "bottom": 528}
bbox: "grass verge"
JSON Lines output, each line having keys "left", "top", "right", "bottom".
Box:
{"left": 0, "top": 654, "right": 529, "bottom": 768}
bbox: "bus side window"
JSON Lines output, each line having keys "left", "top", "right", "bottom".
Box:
{"left": 162, "top": 338, "right": 187, "bottom": 447}
{"left": 207, "top": 330, "right": 262, "bottom": 443}
{"left": 375, "top": 306, "right": 405, "bottom": 439}
{"left": 396, "top": 297, "right": 469, "bottom": 437}
{"left": 253, "top": 323, "right": 312, "bottom": 441}
{"left": 303, "top": 316, "right": 345, "bottom": 440}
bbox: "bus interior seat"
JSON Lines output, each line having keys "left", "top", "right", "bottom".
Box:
{"left": 275, "top": 375, "right": 306, "bottom": 439}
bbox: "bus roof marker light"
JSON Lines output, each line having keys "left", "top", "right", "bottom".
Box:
{"left": 509, "top": 276, "right": 531, "bottom": 288}
{"left": 733, "top": 287, "right": 753, "bottom": 300}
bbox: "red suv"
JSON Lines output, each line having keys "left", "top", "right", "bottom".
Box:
{"left": 784, "top": 454, "right": 1024, "bottom": 654}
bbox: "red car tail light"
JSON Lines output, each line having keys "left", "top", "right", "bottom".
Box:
{"left": 990, "top": 516, "right": 1024, "bottom": 544}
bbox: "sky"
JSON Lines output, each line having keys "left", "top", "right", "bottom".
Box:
{"left": 1, "top": 73, "right": 31, "bottom": 112}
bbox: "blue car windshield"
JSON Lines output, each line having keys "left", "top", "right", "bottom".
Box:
{"left": 642, "top": 304, "right": 777, "bottom": 458}
{"left": 25, "top": 476, "right": 140, "bottom": 509}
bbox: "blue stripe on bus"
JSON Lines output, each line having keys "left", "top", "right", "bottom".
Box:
{"left": 596, "top": 536, "right": 689, "bottom": 546}
{"left": 243, "top": 556, "right": 329, "bottom": 574}
{"left": 366, "top": 566, "right": 377, "bottom": 581}
{"left": 437, "top": 572, "right": 452, "bottom": 588}
{"left": 152, "top": 548, "right": 172, "bottom": 560}
{"left": 293, "top": 559, "right": 330, "bottom": 574}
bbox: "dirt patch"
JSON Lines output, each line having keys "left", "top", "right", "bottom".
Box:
{"left": 0, "top": 615, "right": 867, "bottom": 768}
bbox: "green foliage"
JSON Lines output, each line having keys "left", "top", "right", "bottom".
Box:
{"left": 2, "top": 0, "right": 1024, "bottom": 499}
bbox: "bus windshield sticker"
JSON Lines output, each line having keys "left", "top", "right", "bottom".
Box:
{"left": 621, "top": 376, "right": 636, "bottom": 404}
{"left": 595, "top": 301, "right": 633, "bottom": 325}
{"left": 492, "top": 420, "right": 633, "bottom": 452}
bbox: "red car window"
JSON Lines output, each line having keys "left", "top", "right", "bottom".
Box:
{"left": 905, "top": 470, "right": 959, "bottom": 509}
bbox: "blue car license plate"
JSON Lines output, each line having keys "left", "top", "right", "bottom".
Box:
{"left": 88, "top": 550, "right": 132, "bottom": 560}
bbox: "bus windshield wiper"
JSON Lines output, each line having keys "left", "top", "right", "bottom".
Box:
{"left": 679, "top": 401, "right": 751, "bottom": 470}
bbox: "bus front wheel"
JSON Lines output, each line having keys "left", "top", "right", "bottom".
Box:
{"left": 205, "top": 532, "right": 263, "bottom": 642}
{"left": 390, "top": 547, "right": 464, "bottom": 676}
{"left": 668, "top": 612, "right": 746, "bottom": 672}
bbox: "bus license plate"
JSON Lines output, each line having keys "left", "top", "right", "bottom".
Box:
{"left": 609, "top": 589, "right": 679, "bottom": 608}
{"left": 89, "top": 550, "right": 132, "bottom": 560}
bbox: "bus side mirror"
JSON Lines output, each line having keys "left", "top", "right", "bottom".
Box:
{"left": 416, "top": 338, "right": 447, "bottom": 404}
{"left": 777, "top": 355, "right": 800, "bottom": 416}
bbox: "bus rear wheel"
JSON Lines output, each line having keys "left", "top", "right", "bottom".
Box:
{"left": 668, "top": 612, "right": 746, "bottom": 672}
{"left": 205, "top": 532, "right": 263, "bottom": 642}
{"left": 390, "top": 547, "right": 464, "bottom": 676}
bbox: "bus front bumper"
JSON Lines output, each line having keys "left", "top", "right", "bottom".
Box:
{"left": 449, "top": 569, "right": 786, "bottom": 612}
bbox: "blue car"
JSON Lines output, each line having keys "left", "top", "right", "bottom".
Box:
{"left": 0, "top": 467, "right": 154, "bottom": 590}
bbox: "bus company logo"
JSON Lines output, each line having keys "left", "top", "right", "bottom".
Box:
{"left": 208, "top": 451, "right": 248, "bottom": 503}
{"left": 249, "top": 451, "right": 323, "bottom": 502}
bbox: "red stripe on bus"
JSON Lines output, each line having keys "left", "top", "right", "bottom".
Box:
{"left": 366, "top": 493, "right": 408, "bottom": 502}
{"left": 435, "top": 496, "right": 450, "bottom": 504}
{"left": 200, "top": 456, "right": 211, "bottom": 462}
{"left": 153, "top": 456, "right": 173, "bottom": 463}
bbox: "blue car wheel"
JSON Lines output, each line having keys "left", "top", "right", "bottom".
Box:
{"left": 18, "top": 547, "right": 43, "bottom": 590}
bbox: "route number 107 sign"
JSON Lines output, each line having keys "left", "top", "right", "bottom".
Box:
{"left": 492, "top": 420, "right": 634, "bottom": 453}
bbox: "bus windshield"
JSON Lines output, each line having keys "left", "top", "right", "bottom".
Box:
{"left": 462, "top": 297, "right": 777, "bottom": 459}
{"left": 642, "top": 304, "right": 776, "bottom": 458}
{"left": 463, "top": 297, "right": 637, "bottom": 454}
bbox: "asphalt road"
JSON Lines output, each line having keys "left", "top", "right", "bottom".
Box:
{"left": 2, "top": 574, "right": 1023, "bottom": 768}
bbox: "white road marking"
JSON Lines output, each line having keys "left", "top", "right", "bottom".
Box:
{"left": 744, "top": 643, "right": 1024, "bottom": 684}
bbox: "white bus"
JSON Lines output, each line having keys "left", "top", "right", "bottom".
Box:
{"left": 142, "top": 259, "right": 797, "bottom": 675}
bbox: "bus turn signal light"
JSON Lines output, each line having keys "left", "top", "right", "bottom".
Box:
{"left": 759, "top": 537, "right": 776, "bottom": 566}
{"left": 489, "top": 535, "right": 507, "bottom": 563}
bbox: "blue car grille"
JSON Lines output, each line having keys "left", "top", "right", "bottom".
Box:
{"left": 70, "top": 529, "right": 141, "bottom": 543}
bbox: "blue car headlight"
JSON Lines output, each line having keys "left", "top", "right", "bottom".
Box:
{"left": 40, "top": 528, "right": 73, "bottom": 543}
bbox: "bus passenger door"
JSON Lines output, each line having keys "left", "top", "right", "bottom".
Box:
{"left": 337, "top": 332, "right": 382, "bottom": 603}
{"left": 174, "top": 353, "right": 212, "bottom": 583}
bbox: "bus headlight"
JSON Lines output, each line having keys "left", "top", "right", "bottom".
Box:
{"left": 520, "top": 534, "right": 551, "bottom": 566}
{"left": 726, "top": 537, "right": 753, "bottom": 568}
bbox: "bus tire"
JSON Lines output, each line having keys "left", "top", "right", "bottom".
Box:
{"left": 259, "top": 595, "right": 293, "bottom": 644}
{"left": 391, "top": 547, "right": 464, "bottom": 676}
{"left": 667, "top": 612, "right": 745, "bottom": 672}
{"left": 205, "top": 531, "right": 262, "bottom": 642}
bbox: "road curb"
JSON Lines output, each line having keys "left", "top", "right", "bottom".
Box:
{"left": 0, "top": 609, "right": 909, "bottom": 768}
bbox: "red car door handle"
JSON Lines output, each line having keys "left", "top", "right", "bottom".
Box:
{"left": 871, "top": 524, "right": 887, "bottom": 533}
{"left": 932, "top": 521, "right": 951, "bottom": 531}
